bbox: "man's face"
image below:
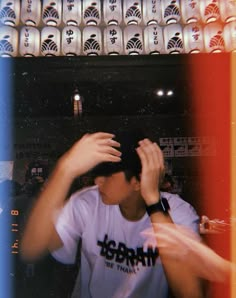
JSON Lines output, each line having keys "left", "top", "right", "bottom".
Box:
{"left": 95, "top": 172, "right": 138, "bottom": 205}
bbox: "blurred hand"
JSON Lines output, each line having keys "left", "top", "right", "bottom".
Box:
{"left": 141, "top": 223, "right": 233, "bottom": 283}
{"left": 200, "top": 215, "right": 230, "bottom": 234}
{"left": 60, "top": 132, "right": 121, "bottom": 179}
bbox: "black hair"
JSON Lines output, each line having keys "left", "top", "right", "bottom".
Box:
{"left": 91, "top": 128, "right": 147, "bottom": 180}
{"left": 123, "top": 169, "right": 140, "bottom": 182}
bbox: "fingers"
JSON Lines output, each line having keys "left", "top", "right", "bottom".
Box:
{"left": 83, "top": 132, "right": 120, "bottom": 145}
{"left": 93, "top": 133, "right": 121, "bottom": 160}
{"left": 103, "top": 146, "right": 122, "bottom": 157}
{"left": 92, "top": 132, "right": 120, "bottom": 147}
{"left": 98, "top": 139, "right": 121, "bottom": 152}
{"left": 136, "top": 138, "right": 164, "bottom": 173}
{"left": 136, "top": 139, "right": 151, "bottom": 168}
{"left": 102, "top": 153, "right": 121, "bottom": 162}
{"left": 82, "top": 132, "right": 121, "bottom": 157}
{"left": 92, "top": 132, "right": 116, "bottom": 140}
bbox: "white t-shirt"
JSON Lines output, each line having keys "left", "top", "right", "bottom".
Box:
{"left": 52, "top": 185, "right": 200, "bottom": 298}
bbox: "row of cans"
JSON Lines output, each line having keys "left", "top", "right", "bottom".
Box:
{"left": 0, "top": 0, "right": 235, "bottom": 28}
{"left": 0, "top": 21, "right": 235, "bottom": 57}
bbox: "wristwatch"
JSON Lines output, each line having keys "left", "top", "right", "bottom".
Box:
{"left": 146, "top": 198, "right": 170, "bottom": 216}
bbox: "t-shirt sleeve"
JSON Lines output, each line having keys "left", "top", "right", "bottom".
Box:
{"left": 166, "top": 193, "right": 200, "bottom": 234}
{"left": 51, "top": 193, "right": 88, "bottom": 264}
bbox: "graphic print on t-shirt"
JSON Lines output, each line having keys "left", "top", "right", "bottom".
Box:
{"left": 97, "top": 234, "right": 159, "bottom": 274}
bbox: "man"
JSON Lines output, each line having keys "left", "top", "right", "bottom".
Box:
{"left": 21, "top": 131, "right": 203, "bottom": 298}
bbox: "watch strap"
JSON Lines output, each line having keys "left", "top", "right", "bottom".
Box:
{"left": 146, "top": 198, "right": 170, "bottom": 216}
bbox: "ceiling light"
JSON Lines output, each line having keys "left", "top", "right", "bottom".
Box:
{"left": 73, "top": 88, "right": 82, "bottom": 116}
{"left": 74, "top": 93, "right": 81, "bottom": 101}
{"left": 73, "top": 87, "right": 81, "bottom": 101}
{"left": 156, "top": 89, "right": 164, "bottom": 96}
{"left": 166, "top": 90, "right": 174, "bottom": 96}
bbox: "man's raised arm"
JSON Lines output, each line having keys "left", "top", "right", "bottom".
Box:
{"left": 136, "top": 138, "right": 204, "bottom": 297}
{"left": 20, "top": 132, "right": 121, "bottom": 261}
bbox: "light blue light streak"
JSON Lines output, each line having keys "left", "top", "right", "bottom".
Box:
{"left": 0, "top": 56, "right": 14, "bottom": 298}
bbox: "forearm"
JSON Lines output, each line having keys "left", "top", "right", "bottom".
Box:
{"left": 164, "top": 262, "right": 204, "bottom": 298}
{"left": 136, "top": 139, "right": 204, "bottom": 296}
{"left": 20, "top": 132, "right": 121, "bottom": 261}
{"left": 149, "top": 212, "right": 204, "bottom": 297}
{"left": 20, "top": 158, "right": 75, "bottom": 261}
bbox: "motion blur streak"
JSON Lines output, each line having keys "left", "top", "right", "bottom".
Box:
{"left": 142, "top": 223, "right": 235, "bottom": 283}
{"left": 230, "top": 53, "right": 236, "bottom": 298}
{"left": 0, "top": 58, "right": 14, "bottom": 298}
{"left": 189, "top": 53, "right": 231, "bottom": 298}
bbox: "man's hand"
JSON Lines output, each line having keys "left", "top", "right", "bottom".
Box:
{"left": 142, "top": 223, "right": 233, "bottom": 283}
{"left": 136, "top": 139, "right": 165, "bottom": 205}
{"left": 200, "top": 215, "right": 230, "bottom": 234}
{"left": 60, "top": 132, "right": 121, "bottom": 179}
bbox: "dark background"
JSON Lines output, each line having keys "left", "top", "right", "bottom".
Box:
{"left": 1, "top": 53, "right": 230, "bottom": 207}
{"left": 10, "top": 54, "right": 193, "bottom": 117}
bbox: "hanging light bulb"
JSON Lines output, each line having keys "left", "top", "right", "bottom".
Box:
{"left": 74, "top": 91, "right": 81, "bottom": 101}
{"left": 73, "top": 88, "right": 83, "bottom": 117}
{"left": 156, "top": 89, "right": 164, "bottom": 96}
{"left": 166, "top": 90, "right": 174, "bottom": 96}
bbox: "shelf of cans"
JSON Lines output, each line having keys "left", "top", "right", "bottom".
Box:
{"left": 0, "top": 0, "right": 235, "bottom": 57}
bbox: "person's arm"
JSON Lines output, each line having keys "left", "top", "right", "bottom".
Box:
{"left": 136, "top": 139, "right": 204, "bottom": 298}
{"left": 20, "top": 132, "right": 121, "bottom": 262}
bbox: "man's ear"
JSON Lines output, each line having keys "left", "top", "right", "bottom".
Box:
{"left": 131, "top": 176, "right": 141, "bottom": 191}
